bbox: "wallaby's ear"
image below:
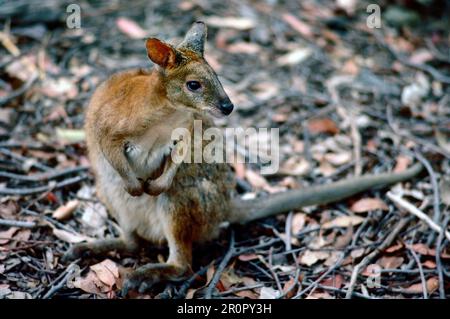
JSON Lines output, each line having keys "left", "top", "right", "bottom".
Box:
{"left": 146, "top": 38, "right": 178, "bottom": 69}
{"left": 177, "top": 21, "right": 206, "bottom": 56}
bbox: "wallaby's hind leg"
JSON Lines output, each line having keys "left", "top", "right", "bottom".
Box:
{"left": 62, "top": 235, "right": 139, "bottom": 262}
{"left": 122, "top": 214, "right": 193, "bottom": 294}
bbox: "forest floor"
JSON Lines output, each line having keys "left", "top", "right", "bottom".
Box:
{"left": 0, "top": 0, "right": 449, "bottom": 299}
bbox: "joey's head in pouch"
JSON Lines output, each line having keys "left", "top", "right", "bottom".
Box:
{"left": 145, "top": 21, "right": 234, "bottom": 117}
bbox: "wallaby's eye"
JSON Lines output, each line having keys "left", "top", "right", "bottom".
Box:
{"left": 186, "top": 81, "right": 201, "bottom": 92}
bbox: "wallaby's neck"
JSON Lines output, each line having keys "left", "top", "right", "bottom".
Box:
{"left": 148, "top": 67, "right": 168, "bottom": 101}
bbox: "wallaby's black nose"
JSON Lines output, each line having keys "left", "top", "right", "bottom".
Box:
{"left": 219, "top": 99, "right": 234, "bottom": 115}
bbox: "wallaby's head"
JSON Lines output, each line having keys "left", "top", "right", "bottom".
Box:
{"left": 145, "top": 21, "right": 234, "bottom": 117}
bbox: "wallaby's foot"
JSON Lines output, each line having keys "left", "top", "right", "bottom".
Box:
{"left": 61, "top": 238, "right": 138, "bottom": 263}
{"left": 122, "top": 263, "right": 190, "bottom": 295}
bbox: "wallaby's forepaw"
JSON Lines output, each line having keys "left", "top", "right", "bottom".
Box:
{"left": 122, "top": 263, "right": 189, "bottom": 295}
{"left": 143, "top": 179, "right": 169, "bottom": 196}
{"left": 124, "top": 178, "right": 144, "bottom": 197}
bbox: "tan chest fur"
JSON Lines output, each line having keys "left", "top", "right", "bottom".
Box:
{"left": 125, "top": 109, "right": 193, "bottom": 180}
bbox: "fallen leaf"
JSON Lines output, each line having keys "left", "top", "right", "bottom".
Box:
{"left": 72, "top": 270, "right": 103, "bottom": 295}
{"left": 404, "top": 277, "right": 439, "bottom": 294}
{"left": 306, "top": 291, "right": 332, "bottom": 299}
{"left": 226, "top": 42, "right": 260, "bottom": 54}
{"left": 410, "top": 243, "right": 450, "bottom": 259}
{"left": 81, "top": 202, "right": 108, "bottom": 233}
{"left": 259, "top": 286, "right": 280, "bottom": 299}
{"left": 0, "top": 200, "right": 20, "bottom": 219}
{"left": 401, "top": 74, "right": 430, "bottom": 108}
{"left": 385, "top": 242, "right": 404, "bottom": 253}
{"left": 322, "top": 215, "right": 364, "bottom": 229}
{"left": 5, "top": 291, "right": 32, "bottom": 299}
{"left": 351, "top": 247, "right": 365, "bottom": 259}
{"left": 361, "top": 264, "right": 382, "bottom": 277}
{"left": 40, "top": 78, "right": 77, "bottom": 98}
{"left": 90, "top": 259, "right": 120, "bottom": 289}
{"left": 308, "top": 118, "right": 339, "bottom": 135}
{"left": 394, "top": 155, "right": 411, "bottom": 173}
{"left": 235, "top": 289, "right": 259, "bottom": 299}
{"left": 206, "top": 264, "right": 215, "bottom": 285}
{"left": 342, "top": 59, "right": 359, "bottom": 75}
{"left": 116, "top": 17, "right": 147, "bottom": 39}
{"left": 242, "top": 276, "right": 257, "bottom": 287}
{"left": 5, "top": 54, "right": 37, "bottom": 82}
{"left": 13, "top": 229, "right": 31, "bottom": 243}
{"left": 204, "top": 16, "right": 256, "bottom": 30}
{"left": 324, "top": 152, "right": 352, "bottom": 166}
{"left": 186, "top": 288, "right": 197, "bottom": 299}
{"left": 0, "top": 227, "right": 19, "bottom": 245}
{"left": 56, "top": 128, "right": 85, "bottom": 144}
{"left": 291, "top": 213, "right": 306, "bottom": 235}
{"left": 280, "top": 156, "right": 310, "bottom": 176}
{"left": 350, "top": 198, "right": 389, "bottom": 213}
{"left": 336, "top": 0, "right": 358, "bottom": 15}
{"left": 220, "top": 269, "right": 243, "bottom": 290}
{"left": 378, "top": 256, "right": 404, "bottom": 269}
{"left": 245, "top": 170, "right": 269, "bottom": 190}
{"left": 409, "top": 49, "right": 433, "bottom": 64}
{"left": 52, "top": 200, "right": 79, "bottom": 220}
{"left": 277, "top": 48, "right": 312, "bottom": 66}
{"left": 282, "top": 13, "right": 313, "bottom": 38}
{"left": 422, "top": 260, "right": 436, "bottom": 269}
{"left": 299, "top": 250, "right": 330, "bottom": 266}
{"left": 334, "top": 226, "right": 353, "bottom": 249}
{"left": 238, "top": 254, "right": 259, "bottom": 262}
{"left": 271, "top": 113, "right": 288, "bottom": 123}
{"left": 321, "top": 274, "right": 344, "bottom": 289}
{"left": 52, "top": 227, "right": 92, "bottom": 243}
{"left": 282, "top": 276, "right": 297, "bottom": 299}
{"left": 252, "top": 81, "right": 279, "bottom": 101}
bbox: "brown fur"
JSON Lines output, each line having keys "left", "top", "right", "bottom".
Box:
{"left": 63, "top": 22, "right": 423, "bottom": 295}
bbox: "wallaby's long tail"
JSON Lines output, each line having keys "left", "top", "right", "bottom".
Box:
{"left": 229, "top": 163, "right": 423, "bottom": 224}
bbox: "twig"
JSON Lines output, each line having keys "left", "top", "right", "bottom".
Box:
{"left": 316, "top": 284, "right": 375, "bottom": 299}
{"left": 218, "top": 284, "right": 265, "bottom": 296}
{"left": 386, "top": 104, "right": 450, "bottom": 159}
{"left": 387, "top": 191, "right": 450, "bottom": 242}
{"left": 0, "top": 148, "right": 51, "bottom": 171}
{"left": 0, "top": 218, "right": 37, "bottom": 228}
{"left": 345, "top": 216, "right": 413, "bottom": 298}
{"left": 436, "top": 215, "right": 450, "bottom": 299}
{"left": 294, "top": 252, "right": 346, "bottom": 299}
{"left": 284, "top": 211, "right": 293, "bottom": 252}
{"left": 414, "top": 150, "right": 441, "bottom": 244}
{"left": 205, "top": 230, "right": 235, "bottom": 299}
{"left": 175, "top": 264, "right": 209, "bottom": 299}
{"left": 277, "top": 267, "right": 300, "bottom": 299}
{"left": 0, "top": 165, "right": 88, "bottom": 182}
{"left": 0, "top": 174, "right": 88, "bottom": 195}
{"left": 265, "top": 247, "right": 283, "bottom": 293}
{"left": 326, "top": 75, "right": 362, "bottom": 176}
{"left": 42, "top": 262, "right": 79, "bottom": 299}
{"left": 407, "top": 246, "right": 428, "bottom": 299}
{"left": 0, "top": 74, "right": 38, "bottom": 106}
{"left": 425, "top": 38, "right": 450, "bottom": 64}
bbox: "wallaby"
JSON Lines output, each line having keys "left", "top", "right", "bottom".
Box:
{"left": 63, "top": 22, "right": 423, "bottom": 295}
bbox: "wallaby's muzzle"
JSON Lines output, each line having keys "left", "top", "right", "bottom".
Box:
{"left": 218, "top": 98, "right": 234, "bottom": 115}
